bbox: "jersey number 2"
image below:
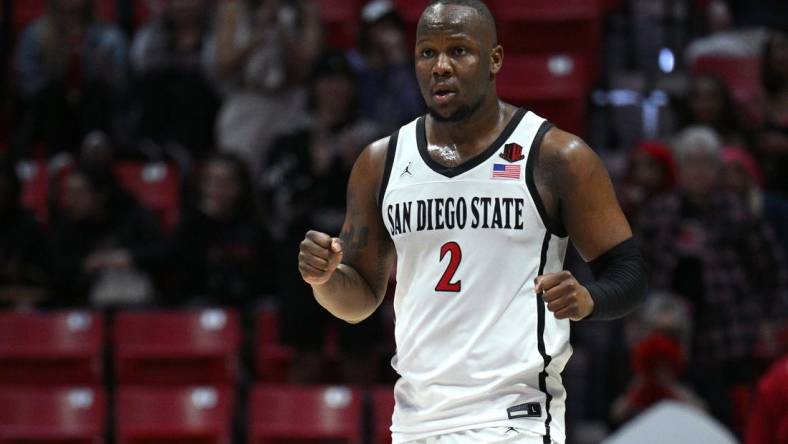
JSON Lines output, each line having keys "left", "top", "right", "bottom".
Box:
{"left": 436, "top": 242, "right": 462, "bottom": 292}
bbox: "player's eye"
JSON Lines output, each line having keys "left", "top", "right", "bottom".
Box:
{"left": 420, "top": 48, "right": 435, "bottom": 58}
{"left": 453, "top": 47, "right": 467, "bottom": 56}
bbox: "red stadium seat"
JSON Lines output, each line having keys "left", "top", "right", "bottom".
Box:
{"left": 0, "top": 386, "right": 106, "bottom": 443}
{"left": 392, "top": 0, "right": 428, "bottom": 24}
{"left": 113, "top": 162, "right": 181, "bottom": 232}
{"left": 371, "top": 386, "right": 395, "bottom": 444}
{"left": 254, "top": 308, "right": 294, "bottom": 383}
{"left": 10, "top": 0, "right": 45, "bottom": 36}
{"left": 497, "top": 54, "right": 589, "bottom": 136}
{"left": 116, "top": 386, "right": 233, "bottom": 444}
{"left": 0, "top": 310, "right": 104, "bottom": 386}
{"left": 249, "top": 384, "right": 363, "bottom": 443}
{"left": 113, "top": 309, "right": 241, "bottom": 386}
{"left": 691, "top": 56, "right": 764, "bottom": 128}
{"left": 313, "top": 0, "right": 361, "bottom": 49}
{"left": 489, "top": 0, "right": 599, "bottom": 20}
{"left": 16, "top": 160, "right": 49, "bottom": 224}
{"left": 489, "top": 0, "right": 601, "bottom": 82}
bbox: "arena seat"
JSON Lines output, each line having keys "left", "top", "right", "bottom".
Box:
{"left": 371, "top": 386, "right": 395, "bottom": 444}
{"left": 0, "top": 310, "right": 104, "bottom": 386}
{"left": 0, "top": 386, "right": 106, "bottom": 443}
{"left": 497, "top": 54, "right": 589, "bottom": 136}
{"left": 254, "top": 307, "right": 294, "bottom": 383}
{"left": 16, "top": 160, "right": 49, "bottom": 224}
{"left": 9, "top": 0, "right": 45, "bottom": 37}
{"left": 249, "top": 384, "right": 363, "bottom": 444}
{"left": 489, "top": 0, "right": 601, "bottom": 82}
{"left": 113, "top": 162, "right": 181, "bottom": 232}
{"left": 113, "top": 308, "right": 241, "bottom": 386}
{"left": 392, "top": 0, "right": 427, "bottom": 24}
{"left": 312, "top": 0, "right": 360, "bottom": 49}
{"left": 116, "top": 386, "right": 233, "bottom": 444}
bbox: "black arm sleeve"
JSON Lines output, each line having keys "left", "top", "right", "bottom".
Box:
{"left": 584, "top": 237, "right": 648, "bottom": 321}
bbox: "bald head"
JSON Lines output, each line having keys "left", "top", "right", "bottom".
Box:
{"left": 418, "top": 0, "right": 498, "bottom": 49}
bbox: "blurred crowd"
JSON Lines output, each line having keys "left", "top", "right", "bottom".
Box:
{"left": 0, "top": 0, "right": 787, "bottom": 442}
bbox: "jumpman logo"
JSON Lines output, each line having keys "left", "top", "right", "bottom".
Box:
{"left": 401, "top": 162, "right": 414, "bottom": 177}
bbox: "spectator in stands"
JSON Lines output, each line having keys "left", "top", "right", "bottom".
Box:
{"left": 347, "top": 0, "right": 425, "bottom": 134}
{"left": 720, "top": 146, "right": 765, "bottom": 215}
{"left": 130, "top": 0, "right": 218, "bottom": 163}
{"left": 619, "top": 141, "right": 677, "bottom": 222}
{"left": 677, "top": 74, "right": 747, "bottom": 146}
{"left": 756, "top": 29, "right": 788, "bottom": 196}
{"left": 746, "top": 354, "right": 788, "bottom": 444}
{"left": 625, "top": 292, "right": 693, "bottom": 356}
{"left": 684, "top": 0, "right": 766, "bottom": 66}
{"left": 721, "top": 146, "right": 788, "bottom": 260}
{"left": 637, "top": 126, "right": 788, "bottom": 428}
{"left": 169, "top": 153, "right": 275, "bottom": 308}
{"left": 612, "top": 292, "right": 704, "bottom": 426}
{"left": 13, "top": 0, "right": 128, "bottom": 159}
{"left": 49, "top": 165, "right": 165, "bottom": 307}
{"left": 262, "top": 50, "right": 380, "bottom": 240}
{"left": 611, "top": 334, "right": 707, "bottom": 425}
{"left": 261, "top": 50, "right": 382, "bottom": 384}
{"left": 210, "top": 0, "right": 321, "bottom": 173}
{"left": 0, "top": 159, "right": 49, "bottom": 308}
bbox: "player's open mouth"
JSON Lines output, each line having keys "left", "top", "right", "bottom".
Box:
{"left": 432, "top": 90, "right": 456, "bottom": 105}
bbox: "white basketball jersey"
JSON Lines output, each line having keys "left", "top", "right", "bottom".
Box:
{"left": 379, "top": 109, "right": 572, "bottom": 444}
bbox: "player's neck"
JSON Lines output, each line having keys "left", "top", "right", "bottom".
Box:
{"left": 428, "top": 96, "right": 508, "bottom": 153}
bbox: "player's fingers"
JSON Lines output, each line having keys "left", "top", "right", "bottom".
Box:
{"left": 331, "top": 237, "right": 344, "bottom": 254}
{"left": 546, "top": 292, "right": 573, "bottom": 313}
{"left": 298, "top": 261, "right": 327, "bottom": 280}
{"left": 534, "top": 270, "right": 573, "bottom": 294}
{"left": 298, "top": 251, "right": 330, "bottom": 271}
{"left": 327, "top": 242, "right": 344, "bottom": 270}
{"left": 306, "top": 230, "right": 333, "bottom": 249}
{"left": 542, "top": 279, "right": 578, "bottom": 303}
{"left": 300, "top": 237, "right": 333, "bottom": 260}
{"left": 553, "top": 304, "right": 580, "bottom": 320}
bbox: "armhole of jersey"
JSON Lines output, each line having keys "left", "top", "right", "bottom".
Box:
{"left": 525, "top": 121, "right": 568, "bottom": 237}
{"left": 377, "top": 130, "right": 399, "bottom": 211}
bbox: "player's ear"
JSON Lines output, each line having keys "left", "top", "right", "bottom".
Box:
{"left": 490, "top": 44, "right": 503, "bottom": 75}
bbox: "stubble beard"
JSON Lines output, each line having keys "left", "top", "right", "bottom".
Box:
{"left": 428, "top": 90, "right": 487, "bottom": 123}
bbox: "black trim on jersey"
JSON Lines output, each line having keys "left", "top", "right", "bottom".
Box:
{"left": 525, "top": 121, "right": 568, "bottom": 238}
{"left": 415, "top": 107, "right": 527, "bottom": 178}
{"left": 536, "top": 231, "right": 554, "bottom": 444}
{"left": 377, "top": 130, "right": 399, "bottom": 210}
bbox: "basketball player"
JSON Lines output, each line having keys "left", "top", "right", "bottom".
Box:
{"left": 298, "top": 1, "right": 648, "bottom": 442}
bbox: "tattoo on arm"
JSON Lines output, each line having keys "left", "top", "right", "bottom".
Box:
{"left": 340, "top": 225, "right": 369, "bottom": 264}
{"left": 339, "top": 188, "right": 393, "bottom": 298}
{"left": 340, "top": 189, "right": 369, "bottom": 265}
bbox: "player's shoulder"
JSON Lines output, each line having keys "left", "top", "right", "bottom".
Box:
{"left": 538, "top": 125, "right": 600, "bottom": 180}
{"left": 355, "top": 135, "right": 392, "bottom": 174}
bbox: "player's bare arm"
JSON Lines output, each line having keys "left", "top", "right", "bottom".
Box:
{"left": 534, "top": 127, "right": 646, "bottom": 321}
{"left": 298, "top": 138, "right": 396, "bottom": 324}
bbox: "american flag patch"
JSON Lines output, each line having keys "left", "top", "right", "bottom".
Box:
{"left": 492, "top": 163, "right": 521, "bottom": 180}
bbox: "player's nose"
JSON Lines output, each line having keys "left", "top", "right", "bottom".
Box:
{"left": 432, "top": 52, "right": 453, "bottom": 77}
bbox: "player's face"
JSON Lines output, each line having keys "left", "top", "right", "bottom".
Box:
{"left": 415, "top": 5, "right": 498, "bottom": 122}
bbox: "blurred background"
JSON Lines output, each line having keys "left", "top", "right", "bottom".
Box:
{"left": 0, "top": 0, "right": 786, "bottom": 443}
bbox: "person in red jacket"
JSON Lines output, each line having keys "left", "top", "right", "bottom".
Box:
{"left": 747, "top": 355, "right": 788, "bottom": 444}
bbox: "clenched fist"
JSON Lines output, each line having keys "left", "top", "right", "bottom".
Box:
{"left": 298, "top": 230, "right": 344, "bottom": 286}
{"left": 535, "top": 271, "right": 594, "bottom": 321}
